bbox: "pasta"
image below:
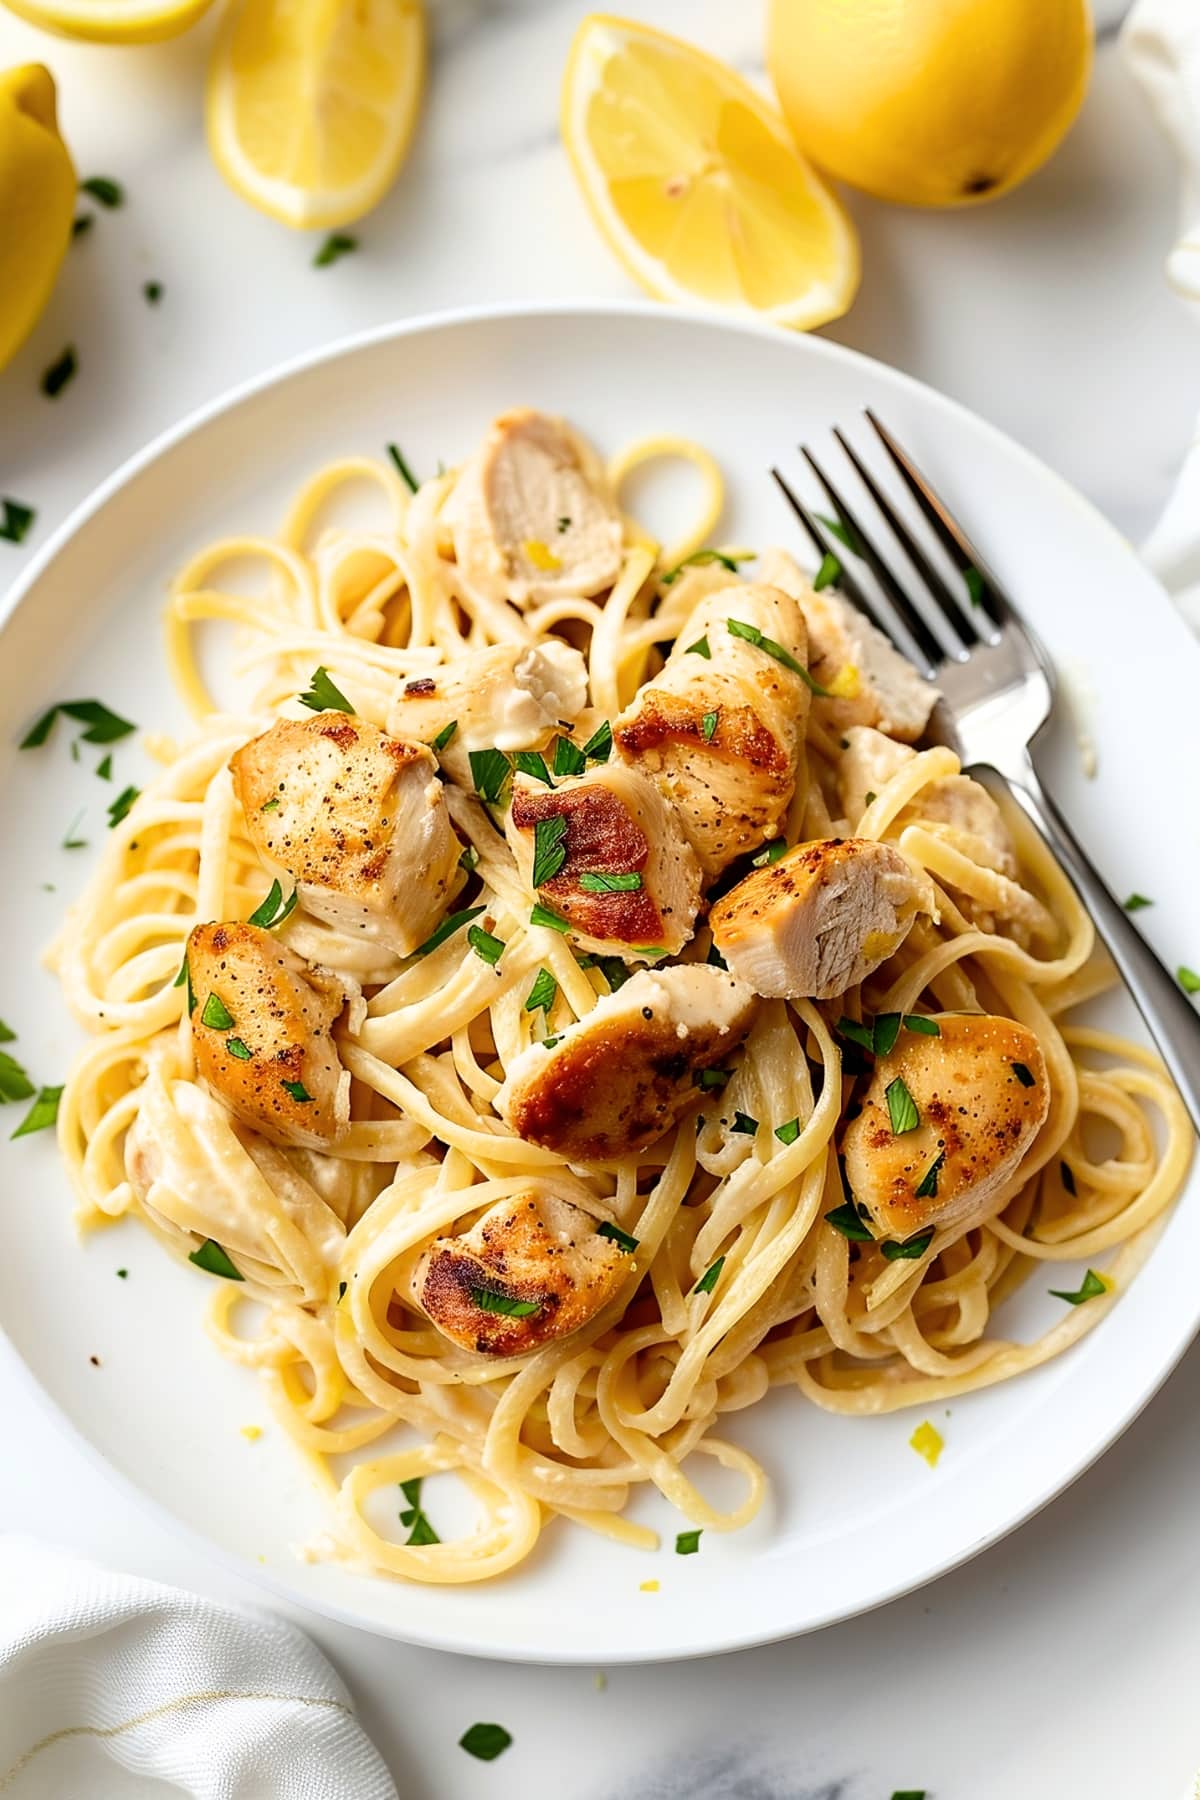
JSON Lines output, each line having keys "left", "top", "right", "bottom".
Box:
{"left": 47, "top": 411, "right": 1192, "bottom": 1586}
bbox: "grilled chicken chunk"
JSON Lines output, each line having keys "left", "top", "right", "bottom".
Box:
{"left": 839, "top": 725, "right": 1017, "bottom": 877}
{"left": 413, "top": 1188, "right": 629, "bottom": 1356}
{"left": 615, "top": 583, "right": 810, "bottom": 877}
{"left": 387, "top": 640, "right": 589, "bottom": 787}
{"left": 231, "top": 712, "right": 460, "bottom": 957}
{"left": 506, "top": 764, "right": 702, "bottom": 958}
{"left": 841, "top": 1013, "right": 1050, "bottom": 1240}
{"left": 185, "top": 921, "right": 349, "bottom": 1150}
{"left": 757, "top": 547, "right": 938, "bottom": 743}
{"left": 496, "top": 965, "right": 757, "bottom": 1162}
{"left": 446, "top": 409, "right": 624, "bottom": 607}
{"left": 710, "top": 837, "right": 924, "bottom": 999}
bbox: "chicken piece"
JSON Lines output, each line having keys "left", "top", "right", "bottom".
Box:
{"left": 841, "top": 1013, "right": 1050, "bottom": 1241}
{"left": 710, "top": 837, "right": 924, "bottom": 1000}
{"left": 506, "top": 764, "right": 702, "bottom": 958}
{"left": 413, "top": 1188, "right": 630, "bottom": 1356}
{"left": 185, "top": 921, "right": 349, "bottom": 1150}
{"left": 496, "top": 965, "right": 757, "bottom": 1163}
{"left": 757, "top": 546, "right": 938, "bottom": 743}
{"left": 387, "top": 640, "right": 588, "bottom": 788}
{"left": 445, "top": 409, "right": 624, "bottom": 607}
{"left": 839, "top": 725, "right": 1016, "bottom": 877}
{"left": 615, "top": 583, "right": 811, "bottom": 877}
{"left": 231, "top": 712, "right": 459, "bottom": 957}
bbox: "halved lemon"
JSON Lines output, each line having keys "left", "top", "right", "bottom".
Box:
{"left": 561, "top": 14, "right": 859, "bottom": 329}
{"left": 206, "top": 0, "right": 425, "bottom": 231}
{"left": 1, "top": 0, "right": 214, "bottom": 44}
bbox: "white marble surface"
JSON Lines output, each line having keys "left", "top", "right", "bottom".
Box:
{"left": 1, "top": 4, "right": 1199, "bottom": 1796}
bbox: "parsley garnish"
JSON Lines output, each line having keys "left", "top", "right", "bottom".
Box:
{"left": 836, "top": 1017, "right": 875, "bottom": 1054}
{"left": 247, "top": 879, "right": 298, "bottom": 931}
{"left": 387, "top": 443, "right": 419, "bottom": 492}
{"left": 0, "top": 1051, "right": 35, "bottom": 1103}
{"left": 0, "top": 499, "right": 34, "bottom": 544}
{"left": 824, "top": 1202, "right": 873, "bottom": 1242}
{"left": 816, "top": 513, "right": 863, "bottom": 555}
{"left": 705, "top": 940, "right": 728, "bottom": 968}
{"left": 730, "top": 1112, "right": 758, "bottom": 1135}
{"left": 188, "top": 1238, "right": 243, "bottom": 1280}
{"left": 531, "top": 814, "right": 568, "bottom": 887}
{"left": 11, "top": 1084, "right": 63, "bottom": 1138}
{"left": 0, "top": 1019, "right": 14, "bottom": 1043}
{"left": 41, "top": 346, "right": 77, "bottom": 399}
{"left": 726, "top": 617, "right": 829, "bottom": 695}
{"left": 675, "top": 1529, "right": 703, "bottom": 1555}
{"left": 552, "top": 736, "right": 586, "bottom": 777}
{"left": 813, "top": 550, "right": 842, "bottom": 591}
{"left": 582, "top": 954, "right": 629, "bottom": 991}
{"left": 72, "top": 215, "right": 92, "bottom": 238}
{"left": 200, "top": 993, "right": 234, "bottom": 1031}
{"left": 226, "top": 1038, "right": 252, "bottom": 1061}
{"left": 468, "top": 746, "right": 511, "bottom": 803}
{"left": 513, "top": 750, "right": 554, "bottom": 785}
{"left": 61, "top": 810, "right": 87, "bottom": 849}
{"left": 80, "top": 175, "right": 123, "bottom": 207}
{"left": 686, "top": 635, "right": 711, "bottom": 659}
{"left": 431, "top": 719, "right": 458, "bottom": 752}
{"left": 1011, "top": 1061, "right": 1036, "bottom": 1087}
{"left": 891, "top": 1791, "right": 927, "bottom": 1800}
{"left": 530, "top": 901, "right": 571, "bottom": 933}
{"left": 280, "top": 1079, "right": 312, "bottom": 1103}
{"left": 96, "top": 753, "right": 112, "bottom": 781}
{"left": 903, "top": 1014, "right": 940, "bottom": 1036}
{"left": 557, "top": 515, "right": 571, "bottom": 533}
{"left": 298, "top": 666, "right": 354, "bottom": 714}
{"left": 458, "top": 843, "right": 478, "bottom": 872}
{"left": 872, "top": 1012, "right": 902, "bottom": 1057}
{"left": 963, "top": 565, "right": 985, "bottom": 607}
{"left": 581, "top": 719, "right": 612, "bottom": 761}
{"left": 106, "top": 785, "right": 139, "bottom": 828}
{"left": 412, "top": 904, "right": 486, "bottom": 958}
{"left": 694, "top": 1067, "right": 730, "bottom": 1091}
{"left": 913, "top": 1151, "right": 944, "bottom": 1200}
{"left": 881, "top": 1228, "right": 935, "bottom": 1261}
{"left": 597, "top": 1220, "right": 639, "bottom": 1253}
{"left": 459, "top": 1724, "right": 512, "bottom": 1762}
{"left": 314, "top": 232, "right": 357, "bottom": 268}
{"left": 661, "top": 548, "right": 753, "bottom": 585}
{"left": 524, "top": 968, "right": 558, "bottom": 1014}
{"left": 578, "top": 870, "right": 642, "bottom": 893}
{"left": 885, "top": 1076, "right": 920, "bottom": 1134}
{"left": 399, "top": 1476, "right": 440, "bottom": 1546}
{"left": 693, "top": 1255, "right": 725, "bottom": 1295}
{"left": 470, "top": 1287, "right": 541, "bottom": 1318}
{"left": 143, "top": 281, "right": 163, "bottom": 305}
{"left": 751, "top": 839, "right": 788, "bottom": 867}
{"left": 1049, "top": 1269, "right": 1107, "bottom": 1305}
{"left": 21, "top": 698, "right": 135, "bottom": 750}
{"left": 1123, "top": 893, "right": 1152, "bottom": 912}
{"left": 541, "top": 1034, "right": 562, "bottom": 1050}
{"left": 701, "top": 709, "right": 719, "bottom": 743}
{"left": 468, "top": 922, "right": 504, "bottom": 966}
{"left": 774, "top": 1117, "right": 800, "bottom": 1145}
{"left": 1179, "top": 966, "right": 1200, "bottom": 995}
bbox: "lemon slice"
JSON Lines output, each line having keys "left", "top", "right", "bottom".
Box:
{"left": 1, "top": 0, "right": 214, "bottom": 44}
{"left": 206, "top": 0, "right": 425, "bottom": 231}
{"left": 0, "top": 65, "right": 76, "bottom": 371}
{"left": 561, "top": 14, "right": 859, "bottom": 329}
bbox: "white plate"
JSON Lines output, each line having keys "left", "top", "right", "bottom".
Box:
{"left": 1, "top": 302, "right": 1197, "bottom": 1665}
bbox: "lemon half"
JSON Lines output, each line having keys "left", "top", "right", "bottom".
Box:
{"left": 2, "top": 0, "right": 214, "bottom": 45}
{"left": 206, "top": 0, "right": 425, "bottom": 231}
{"left": 0, "top": 64, "right": 75, "bottom": 372}
{"left": 561, "top": 14, "right": 859, "bottom": 330}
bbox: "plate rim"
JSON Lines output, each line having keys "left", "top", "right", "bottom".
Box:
{"left": 2, "top": 296, "right": 1197, "bottom": 1665}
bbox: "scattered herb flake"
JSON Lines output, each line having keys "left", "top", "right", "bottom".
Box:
{"left": 470, "top": 1287, "right": 541, "bottom": 1318}
{"left": 816, "top": 512, "right": 863, "bottom": 555}
{"left": 21, "top": 698, "right": 136, "bottom": 749}
{"left": 578, "top": 870, "right": 642, "bottom": 893}
{"left": 226, "top": 1038, "right": 252, "bottom": 1061}
{"left": 1011, "top": 1061, "right": 1036, "bottom": 1087}
{"left": 458, "top": 843, "right": 479, "bottom": 873}
{"left": 72, "top": 214, "right": 92, "bottom": 238}
{"left": 1179, "top": 966, "right": 1200, "bottom": 995}
{"left": 872, "top": 1012, "right": 901, "bottom": 1058}
{"left": 824, "top": 1202, "right": 873, "bottom": 1242}
{"left": 701, "top": 709, "right": 719, "bottom": 743}
{"left": 297, "top": 666, "right": 354, "bottom": 714}
{"left": 913, "top": 1151, "right": 944, "bottom": 1200}
{"left": 726, "top": 616, "right": 829, "bottom": 694}
{"left": 106, "top": 784, "right": 139, "bottom": 828}
{"left": 11, "top": 1084, "right": 63, "bottom": 1138}
{"left": 774, "top": 1117, "right": 800, "bottom": 1146}
{"left": 467, "top": 922, "right": 505, "bottom": 966}
{"left": 706, "top": 940, "right": 728, "bottom": 968}
{"left": 247, "top": 879, "right": 298, "bottom": 931}
{"left": 594, "top": 955, "right": 630, "bottom": 991}
{"left": 881, "top": 1228, "right": 935, "bottom": 1262}
{"left": 41, "top": 346, "right": 77, "bottom": 399}
{"left": 524, "top": 968, "right": 558, "bottom": 1014}
{"left": 143, "top": 281, "right": 163, "bottom": 304}
{"left": 0, "top": 498, "right": 34, "bottom": 544}
{"left": 693, "top": 1066, "right": 730, "bottom": 1091}
{"left": 96, "top": 753, "right": 112, "bottom": 781}
{"left": 597, "top": 1220, "right": 639, "bottom": 1253}
{"left": 0, "top": 1019, "right": 14, "bottom": 1043}
{"left": 581, "top": 719, "right": 612, "bottom": 762}
{"left": 260, "top": 796, "right": 280, "bottom": 812}
{"left": 685, "top": 635, "right": 711, "bottom": 659}
{"left": 412, "top": 904, "right": 486, "bottom": 959}
{"left": 280, "top": 1079, "right": 312, "bottom": 1103}
{"left": 693, "top": 1255, "right": 725, "bottom": 1296}
{"left": 530, "top": 901, "right": 570, "bottom": 933}
{"left": 0, "top": 1051, "right": 35, "bottom": 1103}
{"left": 675, "top": 1529, "right": 702, "bottom": 1555}
{"left": 751, "top": 839, "right": 787, "bottom": 867}
{"left": 557, "top": 515, "right": 571, "bottom": 533}
{"left": 314, "top": 231, "right": 357, "bottom": 267}
{"left": 886, "top": 1076, "right": 920, "bottom": 1134}
{"left": 835, "top": 1016, "right": 875, "bottom": 1055}
{"left": 1123, "top": 892, "right": 1152, "bottom": 912}
{"left": 813, "top": 550, "right": 842, "bottom": 591}
{"left": 661, "top": 548, "right": 753, "bottom": 585}
{"left": 459, "top": 1723, "right": 512, "bottom": 1762}
{"left": 513, "top": 750, "right": 554, "bottom": 786}
{"left": 730, "top": 1111, "right": 758, "bottom": 1136}
{"left": 200, "top": 992, "right": 234, "bottom": 1031}
{"left": 468, "top": 746, "right": 511, "bottom": 804}
{"left": 903, "top": 1014, "right": 940, "bottom": 1037}
{"left": 1049, "top": 1269, "right": 1108, "bottom": 1305}
{"left": 387, "top": 443, "right": 419, "bottom": 492}
{"left": 431, "top": 718, "right": 458, "bottom": 753}
{"left": 188, "top": 1238, "right": 243, "bottom": 1280}
{"left": 963, "top": 565, "right": 985, "bottom": 606}
{"left": 80, "top": 175, "right": 123, "bottom": 207}
{"left": 61, "top": 811, "right": 88, "bottom": 850}
{"left": 552, "top": 736, "right": 586, "bottom": 777}
{"left": 116, "top": 1268, "right": 128, "bottom": 1278}
{"left": 531, "top": 813, "right": 568, "bottom": 888}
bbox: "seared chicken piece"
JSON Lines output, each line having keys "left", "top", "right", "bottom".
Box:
{"left": 757, "top": 547, "right": 938, "bottom": 743}
{"left": 710, "top": 837, "right": 924, "bottom": 1000}
{"left": 445, "top": 409, "right": 624, "bottom": 607}
{"left": 185, "top": 921, "right": 349, "bottom": 1150}
{"left": 506, "top": 764, "right": 702, "bottom": 958}
{"left": 615, "top": 583, "right": 810, "bottom": 876}
{"left": 231, "top": 712, "right": 459, "bottom": 957}
{"left": 387, "top": 640, "right": 588, "bottom": 788}
{"left": 841, "top": 1013, "right": 1050, "bottom": 1240}
{"left": 413, "top": 1188, "right": 629, "bottom": 1356}
{"left": 839, "top": 726, "right": 1017, "bottom": 876}
{"left": 496, "top": 965, "right": 757, "bottom": 1162}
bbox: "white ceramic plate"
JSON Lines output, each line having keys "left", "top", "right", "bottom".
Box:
{"left": 1, "top": 302, "right": 1197, "bottom": 1665}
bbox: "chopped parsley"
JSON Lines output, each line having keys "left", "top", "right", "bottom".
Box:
{"left": 881, "top": 1227, "right": 935, "bottom": 1261}
{"left": 557, "top": 515, "right": 571, "bottom": 533}
{"left": 188, "top": 1238, "right": 243, "bottom": 1280}
{"left": 581, "top": 719, "right": 612, "bottom": 761}
{"left": 458, "top": 843, "right": 479, "bottom": 873}
{"left": 693, "top": 1067, "right": 730, "bottom": 1091}
{"left": 597, "top": 1220, "right": 639, "bottom": 1253}
{"left": 280, "top": 1079, "right": 313, "bottom": 1103}
{"left": 313, "top": 231, "right": 357, "bottom": 267}
{"left": 885, "top": 1076, "right": 920, "bottom": 1134}
{"left": 903, "top": 1014, "right": 940, "bottom": 1036}
{"left": 80, "top": 175, "right": 123, "bottom": 207}
{"left": 963, "top": 565, "right": 985, "bottom": 606}
{"left": 817, "top": 512, "right": 863, "bottom": 554}
{"left": 675, "top": 1529, "right": 702, "bottom": 1555}
{"left": 824, "top": 1202, "right": 873, "bottom": 1242}
{"left": 431, "top": 719, "right": 458, "bottom": 753}
{"left": 578, "top": 870, "right": 642, "bottom": 893}
{"left": 513, "top": 750, "right": 554, "bottom": 785}
{"left": 116, "top": 1269, "right": 128, "bottom": 1279}
{"left": 701, "top": 709, "right": 719, "bottom": 743}
{"left": 0, "top": 1051, "right": 35, "bottom": 1103}
{"left": 693, "top": 1255, "right": 725, "bottom": 1296}
{"left": 774, "top": 1117, "right": 800, "bottom": 1146}
{"left": 872, "top": 1012, "right": 902, "bottom": 1057}
{"left": 260, "top": 795, "right": 280, "bottom": 812}
{"left": 1122, "top": 892, "right": 1152, "bottom": 912}
{"left": 0, "top": 1020, "right": 15, "bottom": 1043}
{"left": 552, "top": 735, "right": 586, "bottom": 777}
{"left": 1060, "top": 1160, "right": 1077, "bottom": 1196}
{"left": 685, "top": 635, "right": 711, "bottom": 659}
{"left": 1049, "top": 1269, "right": 1108, "bottom": 1305}
{"left": 12, "top": 1084, "right": 63, "bottom": 1138}
{"left": 468, "top": 746, "right": 511, "bottom": 803}
{"left": 730, "top": 1111, "right": 759, "bottom": 1135}
{"left": 412, "top": 904, "right": 486, "bottom": 958}
{"left": 41, "top": 346, "right": 77, "bottom": 399}
{"left": 226, "top": 1038, "right": 252, "bottom": 1061}
{"left": 399, "top": 1476, "right": 440, "bottom": 1546}
{"left": 200, "top": 992, "right": 234, "bottom": 1031}
{"left": 247, "top": 879, "right": 298, "bottom": 931}
{"left": 467, "top": 922, "right": 504, "bottom": 966}
{"left": 913, "top": 1151, "right": 944, "bottom": 1200}
{"left": 1011, "top": 1061, "right": 1036, "bottom": 1087}
{"left": 459, "top": 1723, "right": 512, "bottom": 1762}
{"left": 813, "top": 550, "right": 842, "bottom": 591}
{"left": 72, "top": 215, "right": 92, "bottom": 238}
{"left": 530, "top": 901, "right": 570, "bottom": 933}
{"left": 726, "top": 617, "right": 829, "bottom": 695}
{"left": 470, "top": 1287, "right": 541, "bottom": 1318}
{"left": 0, "top": 499, "right": 34, "bottom": 544}
{"left": 588, "top": 954, "right": 630, "bottom": 992}
{"left": 524, "top": 968, "right": 558, "bottom": 1014}
{"left": 21, "top": 698, "right": 135, "bottom": 749}
{"left": 864, "top": 792, "right": 877, "bottom": 807}
{"left": 541, "top": 1035, "right": 562, "bottom": 1051}
{"left": 106, "top": 785, "right": 139, "bottom": 828}
{"left": 706, "top": 940, "right": 728, "bottom": 968}
{"left": 61, "top": 811, "right": 87, "bottom": 850}
{"left": 143, "top": 281, "right": 163, "bottom": 305}
{"left": 387, "top": 443, "right": 419, "bottom": 492}
{"left": 661, "top": 548, "right": 753, "bottom": 586}
{"left": 1179, "top": 966, "right": 1200, "bottom": 995}
{"left": 96, "top": 754, "right": 112, "bottom": 781}
{"left": 751, "top": 839, "right": 788, "bottom": 867}
{"left": 531, "top": 814, "right": 569, "bottom": 887}
{"left": 298, "top": 666, "right": 354, "bottom": 714}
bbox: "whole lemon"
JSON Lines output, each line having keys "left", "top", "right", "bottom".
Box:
{"left": 0, "top": 65, "right": 76, "bottom": 372}
{"left": 767, "top": 0, "right": 1092, "bottom": 208}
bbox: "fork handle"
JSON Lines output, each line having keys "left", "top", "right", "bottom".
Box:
{"left": 999, "top": 759, "right": 1200, "bottom": 1135}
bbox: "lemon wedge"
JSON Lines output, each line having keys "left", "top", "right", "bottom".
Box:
{"left": 0, "top": 65, "right": 75, "bottom": 372}
{"left": 561, "top": 14, "right": 858, "bottom": 330}
{"left": 206, "top": 0, "right": 425, "bottom": 231}
{"left": 1, "top": 0, "right": 214, "bottom": 44}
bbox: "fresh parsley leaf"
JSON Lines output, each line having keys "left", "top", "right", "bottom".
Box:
{"left": 913, "top": 1151, "right": 944, "bottom": 1200}
{"left": 280, "top": 1079, "right": 312, "bottom": 1103}
{"left": 0, "top": 498, "right": 34, "bottom": 544}
{"left": 1122, "top": 892, "right": 1152, "bottom": 912}
{"left": 593, "top": 955, "right": 630, "bottom": 991}
{"left": 552, "top": 735, "right": 586, "bottom": 777}
{"left": 314, "top": 232, "right": 357, "bottom": 267}
{"left": 386, "top": 443, "right": 419, "bottom": 491}
{"left": 730, "top": 1111, "right": 758, "bottom": 1135}
{"left": 11, "top": 1084, "right": 63, "bottom": 1138}
{"left": 458, "top": 843, "right": 479, "bottom": 872}
{"left": 701, "top": 709, "right": 719, "bottom": 743}
{"left": 531, "top": 814, "right": 568, "bottom": 888}
{"left": 816, "top": 512, "right": 863, "bottom": 555}
{"left": 886, "top": 1076, "right": 920, "bottom": 1134}
{"left": 1049, "top": 1269, "right": 1107, "bottom": 1305}
{"left": 963, "top": 565, "right": 985, "bottom": 606}
{"left": 405, "top": 1510, "right": 440, "bottom": 1546}
{"left": 872, "top": 1012, "right": 902, "bottom": 1057}
{"left": 0, "top": 1051, "right": 35, "bottom": 1103}
{"left": 61, "top": 810, "right": 88, "bottom": 850}
{"left": 541, "top": 1035, "right": 562, "bottom": 1051}
{"left": 431, "top": 719, "right": 458, "bottom": 753}
{"left": 694, "top": 1067, "right": 730, "bottom": 1091}
{"left": 1060, "top": 1160, "right": 1077, "bottom": 1196}
{"left": 467, "top": 922, "right": 504, "bottom": 966}
{"left": 226, "top": 1038, "right": 252, "bottom": 1061}
{"left": 693, "top": 1255, "right": 725, "bottom": 1296}
{"left": 685, "top": 635, "right": 711, "bottom": 659}
{"left": 530, "top": 901, "right": 570, "bottom": 933}
{"left": 96, "top": 753, "right": 112, "bottom": 780}
{"left": 881, "top": 1228, "right": 935, "bottom": 1261}
{"left": 835, "top": 1016, "right": 875, "bottom": 1054}
{"left": 188, "top": 1238, "right": 243, "bottom": 1280}
{"left": 143, "top": 281, "right": 163, "bottom": 304}
{"left": 890, "top": 1791, "right": 927, "bottom": 1800}
{"left": 0, "top": 1019, "right": 14, "bottom": 1043}
{"left": 675, "top": 1529, "right": 703, "bottom": 1555}
{"left": 525, "top": 969, "right": 558, "bottom": 1014}
{"left": 106, "top": 784, "right": 139, "bottom": 828}
{"left": 705, "top": 940, "right": 728, "bottom": 969}
{"left": 41, "top": 346, "right": 77, "bottom": 398}
{"left": 578, "top": 870, "right": 642, "bottom": 893}
{"left": 661, "top": 548, "right": 753, "bottom": 586}
{"left": 903, "top": 1014, "right": 940, "bottom": 1037}
{"left": 72, "top": 215, "right": 92, "bottom": 238}
{"left": 751, "top": 839, "right": 788, "bottom": 867}
{"left": 247, "top": 879, "right": 298, "bottom": 931}
{"left": 21, "top": 698, "right": 136, "bottom": 749}
{"left": 557, "top": 515, "right": 571, "bottom": 533}
{"left": 260, "top": 796, "right": 280, "bottom": 812}
{"left": 468, "top": 746, "right": 511, "bottom": 803}
{"left": 1179, "top": 966, "right": 1200, "bottom": 995}
{"left": 813, "top": 550, "right": 842, "bottom": 591}
{"left": 470, "top": 1287, "right": 541, "bottom": 1318}
{"left": 80, "top": 175, "right": 123, "bottom": 207}
{"left": 513, "top": 750, "right": 554, "bottom": 785}
{"left": 581, "top": 719, "right": 612, "bottom": 761}
{"left": 200, "top": 993, "right": 234, "bottom": 1031}
{"left": 774, "top": 1117, "right": 800, "bottom": 1146}
{"left": 412, "top": 904, "right": 486, "bottom": 958}
{"left": 726, "top": 617, "right": 829, "bottom": 695}
{"left": 298, "top": 666, "right": 354, "bottom": 714}
{"left": 824, "top": 1202, "right": 873, "bottom": 1242}
{"left": 1011, "top": 1061, "right": 1036, "bottom": 1087}
{"left": 459, "top": 1723, "right": 512, "bottom": 1762}
{"left": 597, "top": 1220, "right": 639, "bottom": 1253}
{"left": 117, "top": 1268, "right": 127, "bottom": 1278}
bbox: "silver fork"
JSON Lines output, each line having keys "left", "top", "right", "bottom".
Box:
{"left": 772, "top": 413, "right": 1200, "bottom": 1133}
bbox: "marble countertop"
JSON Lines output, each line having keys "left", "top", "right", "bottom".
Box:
{"left": 2, "top": 3, "right": 1199, "bottom": 1796}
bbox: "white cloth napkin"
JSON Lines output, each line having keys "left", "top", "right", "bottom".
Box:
{"left": 0, "top": 1538, "right": 399, "bottom": 1799}
{"left": 1123, "top": 0, "right": 1200, "bottom": 629}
